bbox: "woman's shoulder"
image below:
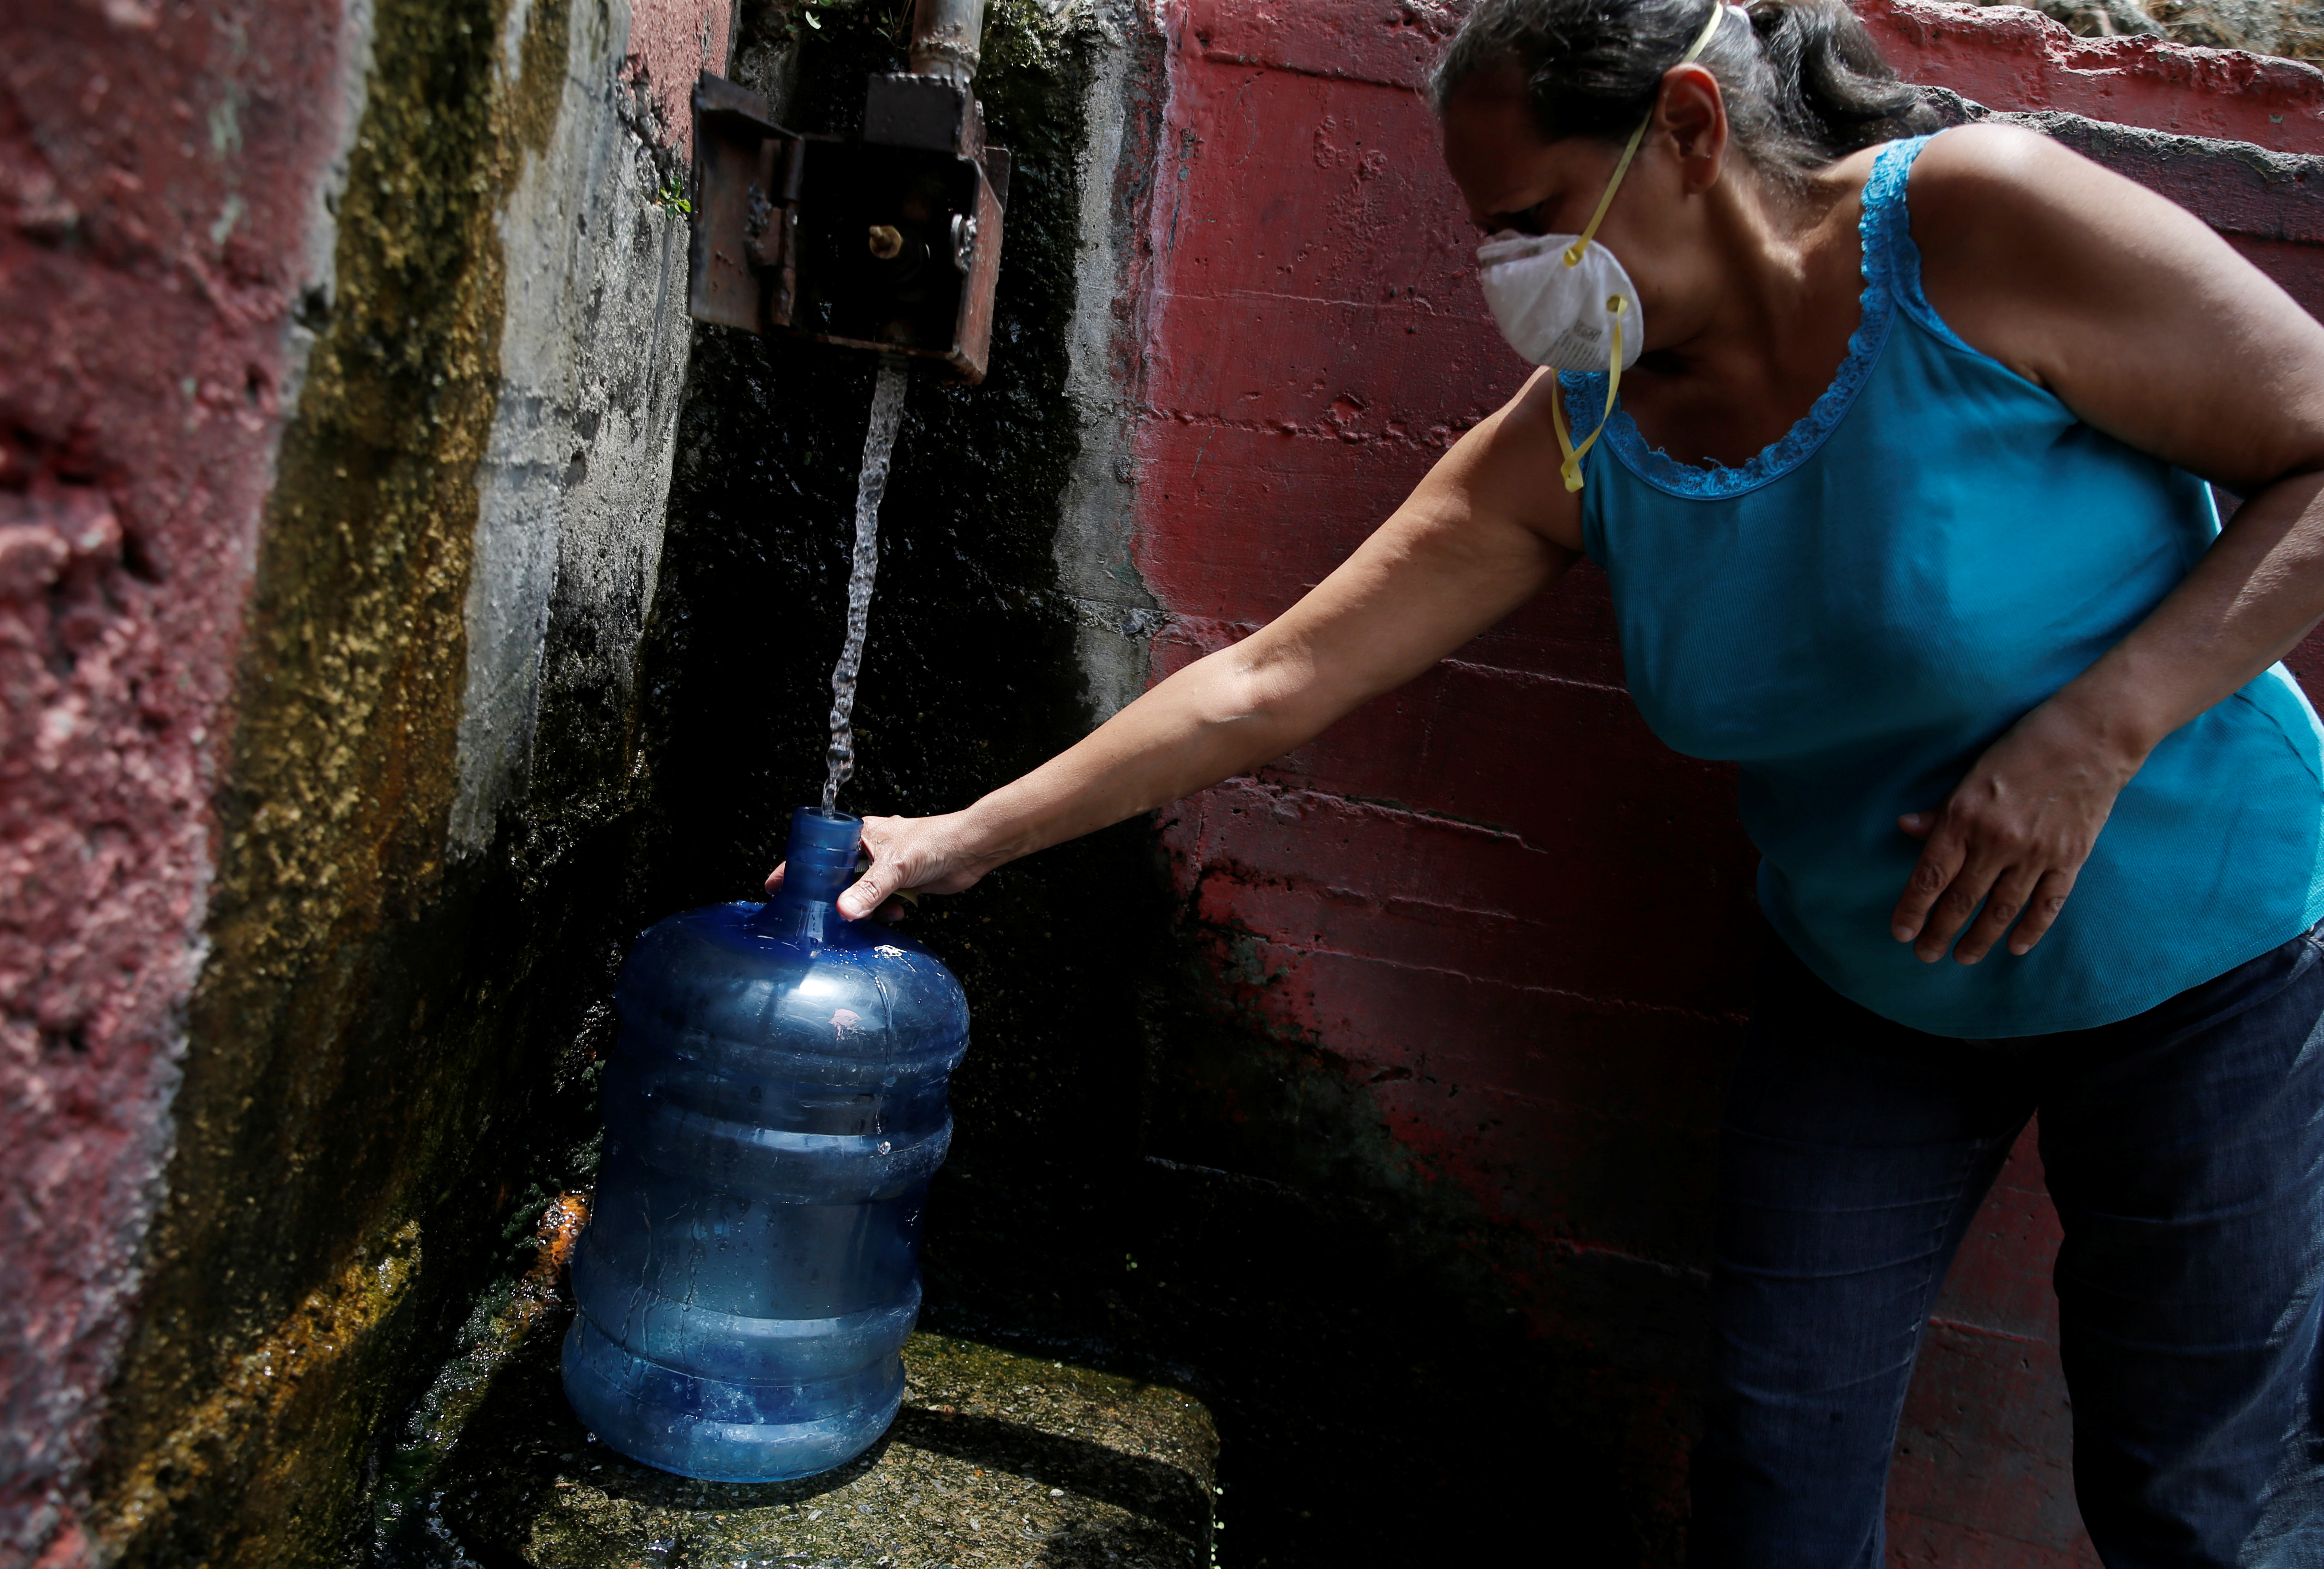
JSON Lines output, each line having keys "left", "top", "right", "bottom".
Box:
{"left": 1877, "top": 123, "right": 2196, "bottom": 388}
{"left": 1899, "top": 121, "right": 2097, "bottom": 234}
{"left": 1866, "top": 119, "right": 2323, "bottom": 475}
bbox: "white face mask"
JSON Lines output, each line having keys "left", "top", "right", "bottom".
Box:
{"left": 1476, "top": 230, "right": 1644, "bottom": 374}
{"left": 1471, "top": 1, "right": 1731, "bottom": 489}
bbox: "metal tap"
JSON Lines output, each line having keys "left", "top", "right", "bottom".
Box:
{"left": 684, "top": 0, "right": 1010, "bottom": 383}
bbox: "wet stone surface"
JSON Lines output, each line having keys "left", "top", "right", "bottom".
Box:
{"left": 429, "top": 1322, "right": 1217, "bottom": 1569}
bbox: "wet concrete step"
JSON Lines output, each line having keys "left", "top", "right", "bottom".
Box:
{"left": 412, "top": 1317, "right": 1219, "bottom": 1569}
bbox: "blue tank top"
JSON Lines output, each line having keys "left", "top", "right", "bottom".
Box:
{"left": 1563, "top": 133, "right": 2324, "bottom": 1037}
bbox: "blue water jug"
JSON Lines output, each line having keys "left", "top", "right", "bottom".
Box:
{"left": 561, "top": 808, "right": 969, "bottom": 1480}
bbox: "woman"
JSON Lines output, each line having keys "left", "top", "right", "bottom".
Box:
{"left": 785, "top": 0, "right": 2324, "bottom": 1557}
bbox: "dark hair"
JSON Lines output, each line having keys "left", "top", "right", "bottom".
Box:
{"left": 1429, "top": 0, "right": 1935, "bottom": 175}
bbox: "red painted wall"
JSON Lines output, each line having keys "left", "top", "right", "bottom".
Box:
{"left": 624, "top": 0, "right": 734, "bottom": 156}
{"left": 0, "top": 3, "right": 352, "bottom": 1560}
{"left": 1127, "top": 1, "right": 2324, "bottom": 1561}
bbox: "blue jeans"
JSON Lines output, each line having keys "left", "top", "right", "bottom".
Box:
{"left": 1692, "top": 923, "right": 2324, "bottom": 1568}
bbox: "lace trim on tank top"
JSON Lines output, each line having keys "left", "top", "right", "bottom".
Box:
{"left": 1558, "top": 135, "right": 1929, "bottom": 501}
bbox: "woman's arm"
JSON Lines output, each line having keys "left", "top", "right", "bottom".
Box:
{"left": 1886, "top": 125, "right": 2324, "bottom": 964}
{"left": 804, "top": 372, "right": 1586, "bottom": 919}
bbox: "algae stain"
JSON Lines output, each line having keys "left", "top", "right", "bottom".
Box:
{"left": 99, "top": 1221, "right": 426, "bottom": 1554}
{"left": 370, "top": 1196, "right": 588, "bottom": 1554}
{"left": 87, "top": 0, "right": 595, "bottom": 1558}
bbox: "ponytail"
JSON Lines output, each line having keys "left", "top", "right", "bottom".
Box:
{"left": 1429, "top": 0, "right": 1936, "bottom": 175}
{"left": 1745, "top": 0, "right": 1936, "bottom": 162}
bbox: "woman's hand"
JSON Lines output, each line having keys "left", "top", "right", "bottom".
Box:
{"left": 765, "top": 809, "right": 1002, "bottom": 922}
{"left": 1889, "top": 696, "right": 2147, "bottom": 965}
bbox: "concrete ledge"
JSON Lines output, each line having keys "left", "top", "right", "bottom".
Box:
{"left": 408, "top": 1321, "right": 1218, "bottom": 1569}
{"left": 1859, "top": 0, "right": 2324, "bottom": 151}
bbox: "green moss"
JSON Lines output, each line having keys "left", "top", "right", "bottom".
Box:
{"left": 83, "top": 0, "right": 636, "bottom": 1562}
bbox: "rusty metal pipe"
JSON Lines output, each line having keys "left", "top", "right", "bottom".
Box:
{"left": 908, "top": 0, "right": 986, "bottom": 85}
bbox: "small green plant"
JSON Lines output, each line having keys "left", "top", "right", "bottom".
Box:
{"left": 653, "top": 176, "right": 692, "bottom": 217}
{"left": 786, "top": 0, "right": 912, "bottom": 43}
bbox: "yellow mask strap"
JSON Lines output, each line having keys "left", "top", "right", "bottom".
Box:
{"left": 1562, "top": 1, "right": 1729, "bottom": 268}
{"left": 1552, "top": 3, "right": 1724, "bottom": 490}
{"left": 1549, "top": 297, "right": 1627, "bottom": 492}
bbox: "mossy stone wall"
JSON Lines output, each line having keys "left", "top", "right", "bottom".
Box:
{"left": 84, "top": 0, "right": 699, "bottom": 1560}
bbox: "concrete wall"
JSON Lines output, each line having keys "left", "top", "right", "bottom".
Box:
{"left": 0, "top": 0, "right": 726, "bottom": 1558}
{"left": 1118, "top": 5, "right": 1736, "bottom": 1556}
{"left": 1095, "top": 0, "right": 2324, "bottom": 1562}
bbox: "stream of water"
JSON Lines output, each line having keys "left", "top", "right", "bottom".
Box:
{"left": 821, "top": 361, "right": 910, "bottom": 814}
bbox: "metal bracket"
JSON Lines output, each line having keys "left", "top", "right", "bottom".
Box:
{"left": 689, "top": 75, "right": 802, "bottom": 334}
{"left": 686, "top": 70, "right": 1009, "bottom": 385}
